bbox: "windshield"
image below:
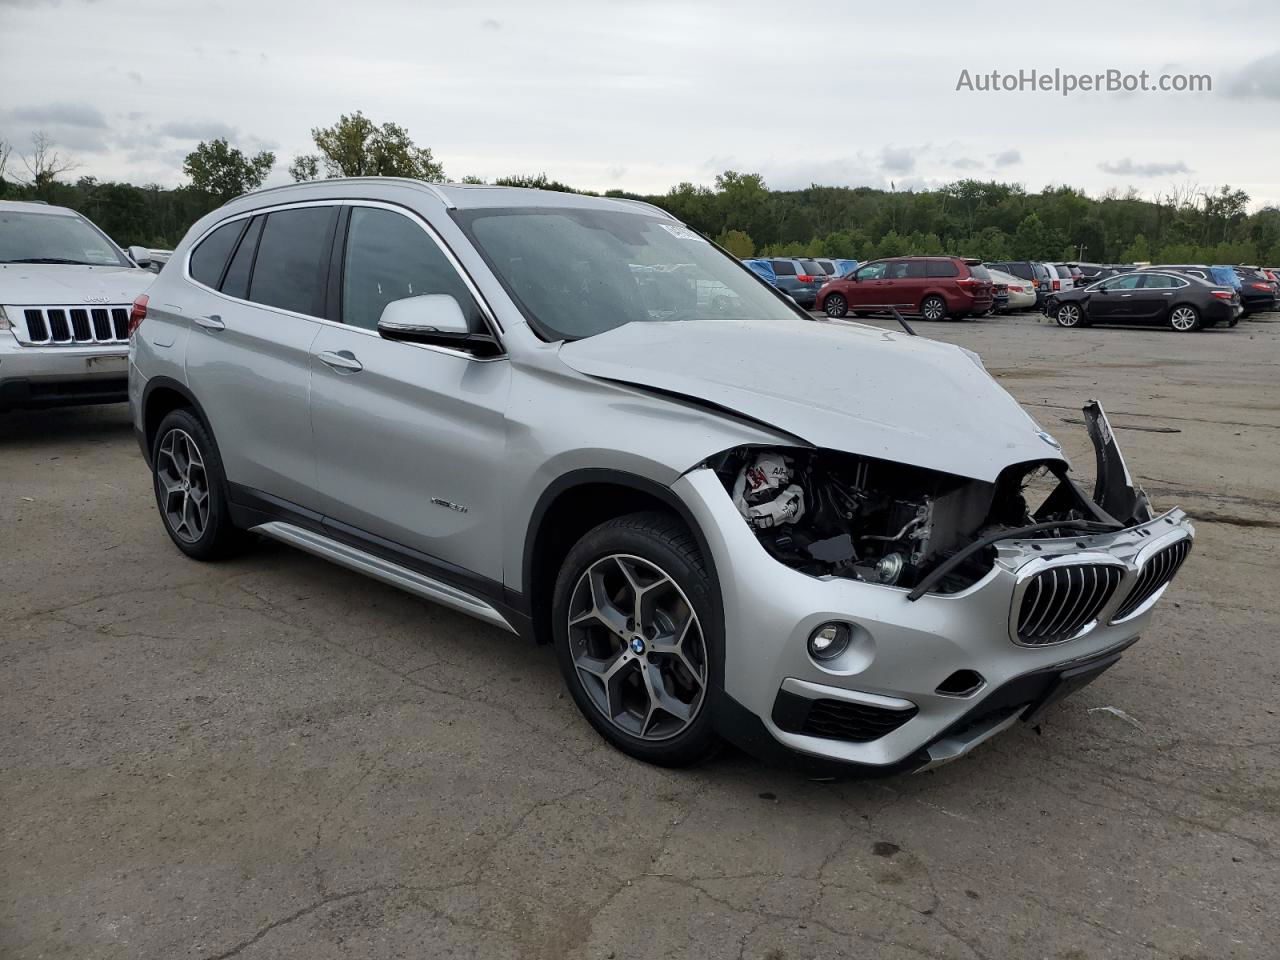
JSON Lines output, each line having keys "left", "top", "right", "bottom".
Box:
{"left": 0, "top": 210, "right": 129, "bottom": 266}
{"left": 456, "top": 207, "right": 801, "bottom": 340}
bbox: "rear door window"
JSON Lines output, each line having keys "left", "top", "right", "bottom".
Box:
{"left": 247, "top": 206, "right": 337, "bottom": 317}
{"left": 926, "top": 260, "right": 959, "bottom": 278}
{"left": 189, "top": 220, "right": 246, "bottom": 289}
{"left": 884, "top": 261, "right": 910, "bottom": 279}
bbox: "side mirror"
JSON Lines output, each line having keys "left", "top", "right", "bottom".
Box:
{"left": 127, "top": 244, "right": 152, "bottom": 267}
{"left": 376, "top": 294, "right": 499, "bottom": 355}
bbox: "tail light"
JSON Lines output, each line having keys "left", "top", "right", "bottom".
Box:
{"left": 1212, "top": 290, "right": 1234, "bottom": 300}
{"left": 1250, "top": 282, "right": 1271, "bottom": 291}
{"left": 1051, "top": 279, "right": 1061, "bottom": 291}
{"left": 1010, "top": 285, "right": 1024, "bottom": 293}
{"left": 128, "top": 294, "right": 148, "bottom": 336}
{"left": 797, "top": 274, "right": 818, "bottom": 284}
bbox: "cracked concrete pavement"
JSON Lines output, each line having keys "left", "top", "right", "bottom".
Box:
{"left": 2, "top": 311, "right": 1278, "bottom": 959}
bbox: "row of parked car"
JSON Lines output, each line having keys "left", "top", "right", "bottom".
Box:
{"left": 742, "top": 253, "right": 1279, "bottom": 333}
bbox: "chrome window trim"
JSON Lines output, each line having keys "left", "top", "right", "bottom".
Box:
{"left": 182, "top": 198, "right": 507, "bottom": 363}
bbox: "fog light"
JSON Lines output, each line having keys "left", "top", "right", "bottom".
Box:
{"left": 808, "top": 622, "right": 851, "bottom": 662}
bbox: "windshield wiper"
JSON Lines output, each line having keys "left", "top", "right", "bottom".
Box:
{"left": 2, "top": 257, "right": 99, "bottom": 265}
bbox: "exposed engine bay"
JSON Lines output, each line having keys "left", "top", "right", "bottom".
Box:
{"left": 709, "top": 402, "right": 1152, "bottom": 595}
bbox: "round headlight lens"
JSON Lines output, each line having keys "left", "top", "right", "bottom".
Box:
{"left": 808, "top": 622, "right": 851, "bottom": 662}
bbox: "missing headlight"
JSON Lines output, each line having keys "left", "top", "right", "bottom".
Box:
{"left": 708, "top": 446, "right": 1114, "bottom": 595}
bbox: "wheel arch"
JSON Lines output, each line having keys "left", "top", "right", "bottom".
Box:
{"left": 521, "top": 468, "right": 723, "bottom": 648}
{"left": 140, "top": 376, "right": 216, "bottom": 463}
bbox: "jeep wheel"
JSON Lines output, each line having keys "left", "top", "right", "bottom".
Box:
{"left": 553, "top": 512, "right": 719, "bottom": 766}
{"left": 151, "top": 408, "right": 244, "bottom": 560}
{"left": 920, "top": 296, "right": 947, "bottom": 321}
{"left": 823, "top": 294, "right": 848, "bottom": 318}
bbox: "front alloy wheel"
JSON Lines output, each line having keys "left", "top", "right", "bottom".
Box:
{"left": 1056, "top": 303, "right": 1083, "bottom": 327}
{"left": 823, "top": 294, "right": 848, "bottom": 318}
{"left": 566, "top": 553, "right": 707, "bottom": 741}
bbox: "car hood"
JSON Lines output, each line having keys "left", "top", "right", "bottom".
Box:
{"left": 557, "top": 319, "right": 1065, "bottom": 482}
{"left": 0, "top": 263, "right": 153, "bottom": 306}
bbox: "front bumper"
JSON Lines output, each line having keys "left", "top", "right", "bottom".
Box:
{"left": 673, "top": 467, "right": 1193, "bottom": 772}
{"left": 0, "top": 334, "right": 128, "bottom": 409}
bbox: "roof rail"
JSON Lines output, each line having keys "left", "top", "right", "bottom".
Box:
{"left": 236, "top": 176, "right": 456, "bottom": 209}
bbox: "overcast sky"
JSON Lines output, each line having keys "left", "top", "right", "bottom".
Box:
{"left": 3, "top": 0, "right": 1279, "bottom": 207}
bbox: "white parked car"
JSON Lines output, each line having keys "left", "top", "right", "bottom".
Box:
{"left": 988, "top": 268, "right": 1037, "bottom": 311}
{"left": 0, "top": 200, "right": 154, "bottom": 411}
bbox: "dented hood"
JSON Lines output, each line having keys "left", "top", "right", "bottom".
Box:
{"left": 557, "top": 320, "right": 1065, "bottom": 482}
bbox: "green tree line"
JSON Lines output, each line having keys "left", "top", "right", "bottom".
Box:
{"left": 2, "top": 122, "right": 1277, "bottom": 266}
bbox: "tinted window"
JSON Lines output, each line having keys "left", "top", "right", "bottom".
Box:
{"left": 342, "top": 207, "right": 484, "bottom": 332}
{"left": 1032, "top": 263, "right": 1052, "bottom": 280}
{"left": 247, "top": 207, "right": 336, "bottom": 316}
{"left": 771, "top": 259, "right": 796, "bottom": 276}
{"left": 798, "top": 259, "right": 824, "bottom": 275}
{"left": 1140, "top": 273, "right": 1184, "bottom": 289}
{"left": 1103, "top": 274, "right": 1143, "bottom": 290}
{"left": 855, "top": 262, "right": 887, "bottom": 280}
{"left": 220, "top": 216, "right": 262, "bottom": 300}
{"left": 815, "top": 259, "right": 834, "bottom": 273}
{"left": 189, "top": 220, "right": 245, "bottom": 288}
{"left": 884, "top": 261, "right": 910, "bottom": 279}
{"left": 1002, "top": 262, "right": 1033, "bottom": 281}
{"left": 926, "top": 260, "right": 959, "bottom": 278}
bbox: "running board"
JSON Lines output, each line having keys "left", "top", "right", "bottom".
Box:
{"left": 251, "top": 520, "right": 516, "bottom": 633}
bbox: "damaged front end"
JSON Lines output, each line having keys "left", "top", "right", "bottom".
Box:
{"left": 707, "top": 401, "right": 1168, "bottom": 600}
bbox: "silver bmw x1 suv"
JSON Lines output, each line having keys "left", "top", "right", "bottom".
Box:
{"left": 129, "top": 178, "right": 1193, "bottom": 774}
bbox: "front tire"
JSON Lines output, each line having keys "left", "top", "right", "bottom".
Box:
{"left": 151, "top": 408, "right": 244, "bottom": 560}
{"left": 1055, "top": 302, "right": 1085, "bottom": 328}
{"left": 823, "top": 293, "right": 848, "bottom": 318}
{"left": 920, "top": 296, "right": 947, "bottom": 321}
{"left": 1169, "top": 304, "right": 1201, "bottom": 332}
{"left": 552, "top": 512, "right": 720, "bottom": 767}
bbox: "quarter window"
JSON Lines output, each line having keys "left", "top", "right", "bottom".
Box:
{"left": 220, "top": 216, "right": 262, "bottom": 300}
{"left": 247, "top": 206, "right": 336, "bottom": 317}
{"left": 341, "top": 206, "right": 484, "bottom": 332}
{"left": 189, "top": 220, "right": 245, "bottom": 289}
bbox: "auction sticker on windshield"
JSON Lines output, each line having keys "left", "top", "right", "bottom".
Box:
{"left": 660, "top": 224, "right": 706, "bottom": 241}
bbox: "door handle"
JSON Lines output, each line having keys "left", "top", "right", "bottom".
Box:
{"left": 318, "top": 350, "right": 363, "bottom": 373}
{"left": 195, "top": 314, "right": 225, "bottom": 331}
{"left": 1120, "top": 294, "right": 1133, "bottom": 298}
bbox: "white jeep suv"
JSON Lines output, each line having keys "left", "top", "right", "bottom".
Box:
{"left": 0, "top": 200, "right": 154, "bottom": 411}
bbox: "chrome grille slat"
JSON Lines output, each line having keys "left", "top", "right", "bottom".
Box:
{"left": 1015, "top": 563, "right": 1123, "bottom": 646}
{"left": 1113, "top": 539, "right": 1190, "bottom": 622}
{"left": 13, "top": 305, "right": 132, "bottom": 345}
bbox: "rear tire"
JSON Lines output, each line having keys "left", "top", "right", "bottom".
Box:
{"left": 1169, "top": 304, "right": 1201, "bottom": 332}
{"left": 823, "top": 294, "right": 848, "bottom": 318}
{"left": 552, "top": 512, "right": 721, "bottom": 767}
{"left": 151, "top": 408, "right": 245, "bottom": 560}
{"left": 920, "top": 296, "right": 947, "bottom": 321}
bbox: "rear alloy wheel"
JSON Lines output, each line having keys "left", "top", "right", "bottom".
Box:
{"left": 151, "top": 408, "right": 244, "bottom": 560}
{"left": 553, "top": 512, "right": 720, "bottom": 766}
{"left": 920, "top": 296, "right": 947, "bottom": 321}
{"left": 1169, "top": 305, "right": 1201, "bottom": 332}
{"left": 1055, "top": 303, "right": 1084, "bottom": 328}
{"left": 823, "top": 293, "right": 848, "bottom": 318}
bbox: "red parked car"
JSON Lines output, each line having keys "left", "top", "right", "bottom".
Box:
{"left": 815, "top": 256, "right": 995, "bottom": 320}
